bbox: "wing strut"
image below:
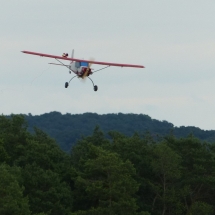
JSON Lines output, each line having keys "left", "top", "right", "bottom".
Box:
{"left": 55, "top": 58, "right": 72, "bottom": 72}
{"left": 93, "top": 65, "right": 110, "bottom": 74}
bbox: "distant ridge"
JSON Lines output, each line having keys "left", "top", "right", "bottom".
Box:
{"left": 22, "top": 111, "right": 215, "bottom": 152}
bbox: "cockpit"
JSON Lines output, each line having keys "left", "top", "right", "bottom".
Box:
{"left": 75, "top": 61, "right": 89, "bottom": 68}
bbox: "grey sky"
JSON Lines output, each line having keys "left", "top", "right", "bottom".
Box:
{"left": 1, "top": 0, "right": 215, "bottom": 130}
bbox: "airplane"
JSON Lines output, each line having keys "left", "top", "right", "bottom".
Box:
{"left": 22, "top": 50, "right": 145, "bottom": 91}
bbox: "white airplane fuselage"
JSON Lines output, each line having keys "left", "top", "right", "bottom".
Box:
{"left": 69, "top": 61, "right": 92, "bottom": 78}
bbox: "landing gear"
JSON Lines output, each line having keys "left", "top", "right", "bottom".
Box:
{"left": 87, "top": 77, "right": 98, "bottom": 92}
{"left": 65, "top": 82, "right": 69, "bottom": 88}
{"left": 64, "top": 76, "right": 98, "bottom": 91}
{"left": 65, "top": 76, "right": 77, "bottom": 88}
{"left": 94, "top": 85, "right": 98, "bottom": 91}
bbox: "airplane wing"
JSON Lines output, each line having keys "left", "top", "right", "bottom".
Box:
{"left": 22, "top": 51, "right": 145, "bottom": 68}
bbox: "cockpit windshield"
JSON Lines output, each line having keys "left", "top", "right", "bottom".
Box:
{"left": 80, "top": 62, "right": 89, "bottom": 67}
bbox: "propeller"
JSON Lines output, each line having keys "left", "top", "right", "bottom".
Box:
{"left": 82, "top": 57, "right": 94, "bottom": 80}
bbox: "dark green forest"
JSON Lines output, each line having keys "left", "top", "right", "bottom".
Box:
{"left": 1, "top": 114, "right": 215, "bottom": 215}
{"left": 24, "top": 112, "right": 215, "bottom": 152}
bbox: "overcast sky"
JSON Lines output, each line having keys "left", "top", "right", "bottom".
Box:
{"left": 1, "top": 0, "right": 215, "bottom": 130}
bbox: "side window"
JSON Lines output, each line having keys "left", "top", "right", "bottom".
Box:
{"left": 75, "top": 62, "right": 80, "bottom": 68}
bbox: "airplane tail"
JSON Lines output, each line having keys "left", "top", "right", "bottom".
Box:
{"left": 68, "top": 49, "right": 74, "bottom": 73}
{"left": 70, "top": 49, "right": 74, "bottom": 62}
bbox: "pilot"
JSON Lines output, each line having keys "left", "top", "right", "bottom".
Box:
{"left": 62, "top": 53, "right": 68, "bottom": 57}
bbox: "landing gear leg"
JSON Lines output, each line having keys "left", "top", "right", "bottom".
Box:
{"left": 65, "top": 75, "right": 77, "bottom": 88}
{"left": 88, "top": 77, "right": 98, "bottom": 92}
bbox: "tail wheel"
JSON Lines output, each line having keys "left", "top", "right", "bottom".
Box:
{"left": 94, "top": 85, "right": 98, "bottom": 91}
{"left": 65, "top": 82, "right": 69, "bottom": 88}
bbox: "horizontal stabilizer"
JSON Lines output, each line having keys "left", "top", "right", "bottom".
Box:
{"left": 49, "top": 63, "right": 69, "bottom": 66}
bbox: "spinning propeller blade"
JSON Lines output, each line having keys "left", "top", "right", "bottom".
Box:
{"left": 82, "top": 57, "right": 94, "bottom": 79}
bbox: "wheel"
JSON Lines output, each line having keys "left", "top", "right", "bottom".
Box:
{"left": 94, "top": 85, "right": 98, "bottom": 91}
{"left": 65, "top": 82, "right": 69, "bottom": 88}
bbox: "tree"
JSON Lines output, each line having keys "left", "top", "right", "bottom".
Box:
{"left": 187, "top": 201, "right": 213, "bottom": 215}
{"left": 72, "top": 144, "right": 140, "bottom": 215}
{"left": 150, "top": 142, "right": 183, "bottom": 215}
{"left": 0, "top": 138, "right": 9, "bottom": 163}
{"left": 71, "top": 126, "right": 109, "bottom": 170}
{"left": 165, "top": 136, "right": 215, "bottom": 213}
{"left": 22, "top": 163, "right": 73, "bottom": 215}
{"left": 0, "top": 115, "right": 28, "bottom": 165}
{"left": 0, "top": 115, "right": 73, "bottom": 215}
{"left": 0, "top": 163, "right": 31, "bottom": 215}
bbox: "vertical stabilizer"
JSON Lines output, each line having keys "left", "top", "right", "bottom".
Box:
{"left": 71, "top": 49, "right": 74, "bottom": 61}
{"left": 69, "top": 49, "right": 74, "bottom": 74}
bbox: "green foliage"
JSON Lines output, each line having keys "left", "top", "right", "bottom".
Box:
{"left": 22, "top": 163, "right": 73, "bottom": 215}
{"left": 1, "top": 114, "right": 215, "bottom": 215}
{"left": 72, "top": 144, "right": 139, "bottom": 214}
{"left": 151, "top": 143, "right": 181, "bottom": 179}
{"left": 23, "top": 112, "right": 215, "bottom": 151}
{"left": 187, "top": 201, "right": 213, "bottom": 215}
{"left": 150, "top": 143, "right": 183, "bottom": 215}
{"left": 0, "top": 138, "right": 9, "bottom": 163}
{"left": 0, "top": 163, "right": 31, "bottom": 215}
{"left": 106, "top": 132, "right": 154, "bottom": 212}
{"left": 33, "top": 213, "right": 48, "bottom": 215}
{"left": 0, "top": 115, "right": 73, "bottom": 215}
{"left": 0, "top": 115, "right": 28, "bottom": 165}
{"left": 165, "top": 136, "right": 215, "bottom": 211}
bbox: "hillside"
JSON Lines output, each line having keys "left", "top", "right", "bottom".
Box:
{"left": 1, "top": 114, "right": 215, "bottom": 214}
{"left": 23, "top": 112, "right": 215, "bottom": 152}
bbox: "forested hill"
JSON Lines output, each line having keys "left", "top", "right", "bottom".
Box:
{"left": 2, "top": 114, "right": 215, "bottom": 214}
{"left": 23, "top": 111, "right": 215, "bottom": 152}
